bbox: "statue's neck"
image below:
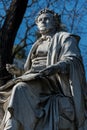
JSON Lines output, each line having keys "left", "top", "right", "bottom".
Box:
{"left": 40, "top": 29, "right": 56, "bottom": 38}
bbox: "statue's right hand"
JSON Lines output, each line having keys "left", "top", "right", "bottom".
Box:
{"left": 6, "top": 64, "right": 20, "bottom": 76}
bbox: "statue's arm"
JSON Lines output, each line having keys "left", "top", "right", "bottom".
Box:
{"left": 39, "top": 61, "right": 69, "bottom": 77}
{"left": 39, "top": 35, "right": 80, "bottom": 77}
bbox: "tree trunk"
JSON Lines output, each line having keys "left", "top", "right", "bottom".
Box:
{"left": 0, "top": 0, "right": 28, "bottom": 124}
{"left": 0, "top": 0, "right": 28, "bottom": 86}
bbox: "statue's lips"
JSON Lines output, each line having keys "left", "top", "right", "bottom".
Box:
{"left": 39, "top": 24, "right": 46, "bottom": 28}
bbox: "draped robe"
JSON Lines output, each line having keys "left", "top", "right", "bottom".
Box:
{"left": 0, "top": 32, "right": 87, "bottom": 130}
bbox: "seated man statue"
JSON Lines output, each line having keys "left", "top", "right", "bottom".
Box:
{"left": 0, "top": 8, "right": 87, "bottom": 130}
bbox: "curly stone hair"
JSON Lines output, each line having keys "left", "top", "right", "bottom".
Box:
{"left": 35, "top": 8, "right": 66, "bottom": 32}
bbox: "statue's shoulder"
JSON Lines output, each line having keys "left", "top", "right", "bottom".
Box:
{"left": 54, "top": 31, "right": 80, "bottom": 42}
{"left": 54, "top": 31, "right": 71, "bottom": 38}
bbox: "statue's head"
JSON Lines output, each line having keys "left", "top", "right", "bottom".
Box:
{"left": 35, "top": 8, "right": 61, "bottom": 34}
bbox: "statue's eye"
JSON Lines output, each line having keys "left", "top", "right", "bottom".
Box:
{"left": 44, "top": 17, "right": 49, "bottom": 22}
{"left": 38, "top": 17, "right": 50, "bottom": 23}
{"left": 38, "top": 18, "right": 42, "bottom": 22}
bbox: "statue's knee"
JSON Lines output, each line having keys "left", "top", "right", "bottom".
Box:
{"left": 13, "top": 82, "right": 27, "bottom": 91}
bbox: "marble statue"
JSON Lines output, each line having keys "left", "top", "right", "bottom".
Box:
{"left": 0, "top": 8, "right": 87, "bottom": 130}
